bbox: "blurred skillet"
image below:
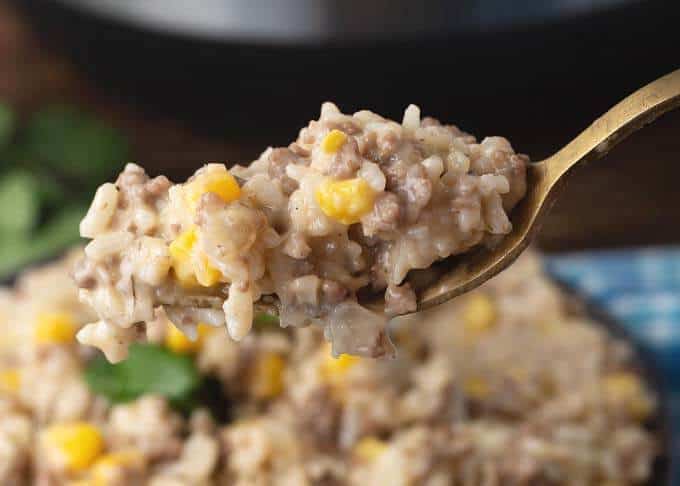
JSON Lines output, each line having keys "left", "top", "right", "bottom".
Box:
{"left": 551, "top": 277, "right": 673, "bottom": 486}
{"left": 12, "top": 0, "right": 680, "bottom": 146}
{"left": 1, "top": 255, "right": 674, "bottom": 484}
{"left": 38, "top": 0, "right": 635, "bottom": 45}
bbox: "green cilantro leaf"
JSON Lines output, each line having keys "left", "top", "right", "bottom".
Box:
{"left": 253, "top": 312, "right": 280, "bottom": 330}
{"left": 0, "top": 237, "right": 34, "bottom": 281}
{"left": 23, "top": 105, "right": 128, "bottom": 180}
{"left": 0, "top": 102, "right": 14, "bottom": 150}
{"left": 84, "top": 344, "right": 201, "bottom": 409}
{"left": 0, "top": 171, "right": 39, "bottom": 235}
{"left": 0, "top": 205, "right": 85, "bottom": 280}
{"left": 31, "top": 204, "right": 85, "bottom": 251}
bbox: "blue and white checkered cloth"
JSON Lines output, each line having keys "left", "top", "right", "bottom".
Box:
{"left": 546, "top": 247, "right": 680, "bottom": 478}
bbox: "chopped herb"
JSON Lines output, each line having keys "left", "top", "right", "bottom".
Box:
{"left": 0, "top": 102, "right": 129, "bottom": 280}
{"left": 23, "top": 105, "right": 128, "bottom": 180}
{"left": 0, "top": 102, "right": 14, "bottom": 149}
{"left": 254, "top": 312, "right": 280, "bottom": 330}
{"left": 0, "top": 171, "right": 39, "bottom": 235}
{"left": 0, "top": 237, "right": 34, "bottom": 278}
{"left": 84, "top": 344, "right": 201, "bottom": 410}
{"left": 0, "top": 205, "right": 84, "bottom": 279}
{"left": 30, "top": 204, "right": 85, "bottom": 254}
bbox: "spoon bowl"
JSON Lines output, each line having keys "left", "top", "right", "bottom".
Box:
{"left": 416, "top": 68, "right": 680, "bottom": 313}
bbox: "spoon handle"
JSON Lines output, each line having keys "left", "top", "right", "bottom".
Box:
{"left": 543, "top": 69, "right": 680, "bottom": 185}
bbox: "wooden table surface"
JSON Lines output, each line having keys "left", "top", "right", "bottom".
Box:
{"left": 2, "top": 1, "right": 679, "bottom": 253}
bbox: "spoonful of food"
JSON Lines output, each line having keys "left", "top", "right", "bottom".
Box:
{"left": 74, "top": 69, "right": 680, "bottom": 361}
{"left": 416, "top": 68, "right": 680, "bottom": 312}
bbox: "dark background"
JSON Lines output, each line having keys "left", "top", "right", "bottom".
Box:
{"left": 4, "top": 0, "right": 680, "bottom": 251}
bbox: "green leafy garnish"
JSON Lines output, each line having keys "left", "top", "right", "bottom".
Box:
{"left": 23, "top": 105, "right": 128, "bottom": 180}
{"left": 0, "top": 205, "right": 85, "bottom": 279}
{"left": 32, "top": 204, "right": 86, "bottom": 250}
{"left": 253, "top": 312, "right": 280, "bottom": 330}
{"left": 84, "top": 344, "right": 201, "bottom": 409}
{"left": 0, "top": 102, "right": 14, "bottom": 150}
{"left": 0, "top": 237, "right": 33, "bottom": 278}
{"left": 33, "top": 170, "right": 68, "bottom": 207}
{"left": 0, "top": 102, "right": 130, "bottom": 280}
{"left": 0, "top": 171, "right": 39, "bottom": 235}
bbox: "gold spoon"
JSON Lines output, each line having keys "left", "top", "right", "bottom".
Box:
{"left": 415, "top": 68, "right": 680, "bottom": 313}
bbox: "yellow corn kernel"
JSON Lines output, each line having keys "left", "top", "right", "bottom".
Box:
{"left": 165, "top": 324, "right": 198, "bottom": 354}
{"left": 193, "top": 254, "right": 222, "bottom": 287}
{"left": 185, "top": 165, "right": 241, "bottom": 211}
{"left": 537, "top": 319, "right": 561, "bottom": 335}
{"left": 35, "top": 312, "right": 78, "bottom": 345}
{"left": 604, "top": 373, "right": 640, "bottom": 401}
{"left": 629, "top": 396, "right": 654, "bottom": 421}
{"left": 169, "top": 228, "right": 199, "bottom": 287}
{"left": 42, "top": 422, "right": 104, "bottom": 472}
{"left": 464, "top": 377, "right": 490, "bottom": 400}
{"left": 169, "top": 227, "right": 221, "bottom": 288}
{"left": 91, "top": 450, "right": 144, "bottom": 485}
{"left": 462, "top": 294, "right": 496, "bottom": 334}
{"left": 320, "top": 129, "right": 348, "bottom": 154}
{"left": 507, "top": 366, "right": 528, "bottom": 384}
{"left": 0, "top": 368, "right": 20, "bottom": 394}
{"left": 169, "top": 227, "right": 197, "bottom": 259}
{"left": 354, "top": 437, "right": 388, "bottom": 461}
{"left": 321, "top": 346, "right": 360, "bottom": 383}
{"left": 315, "top": 178, "right": 376, "bottom": 225}
{"left": 165, "top": 323, "right": 215, "bottom": 354}
{"left": 250, "top": 353, "right": 286, "bottom": 399}
{"left": 171, "top": 262, "right": 198, "bottom": 287}
{"left": 604, "top": 372, "right": 653, "bottom": 420}
{"left": 198, "top": 323, "right": 217, "bottom": 338}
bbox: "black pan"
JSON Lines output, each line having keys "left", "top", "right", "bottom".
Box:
{"left": 551, "top": 278, "right": 674, "bottom": 485}
{"left": 41, "top": 0, "right": 638, "bottom": 45}
{"left": 11, "top": 0, "right": 680, "bottom": 148}
{"left": 2, "top": 254, "right": 674, "bottom": 484}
